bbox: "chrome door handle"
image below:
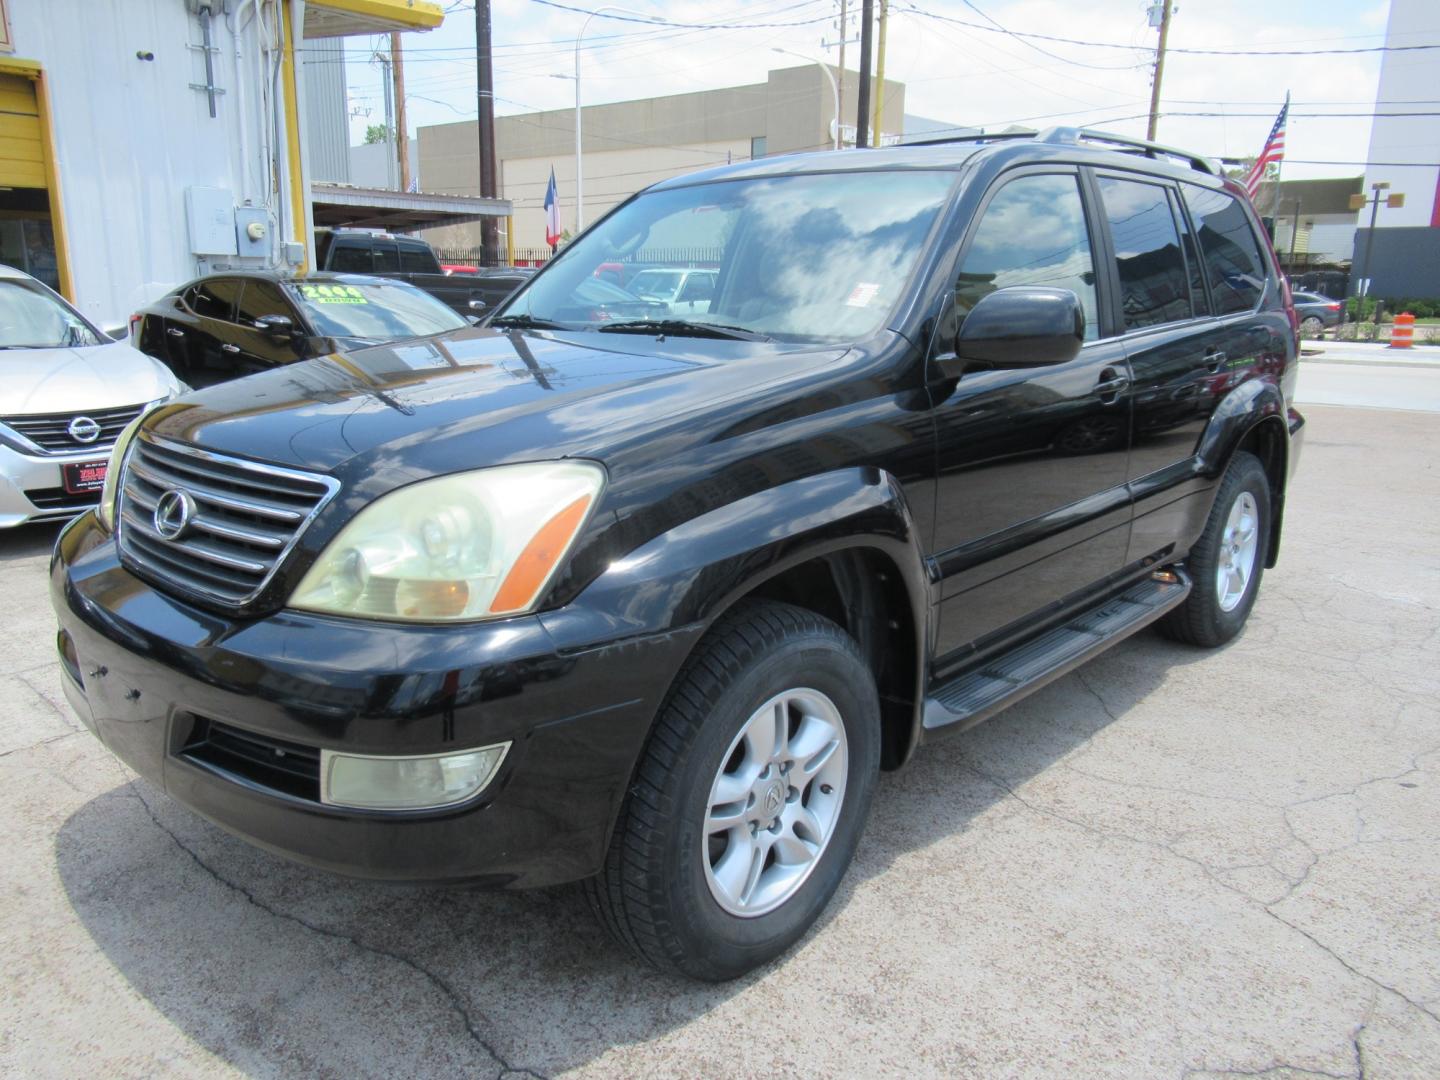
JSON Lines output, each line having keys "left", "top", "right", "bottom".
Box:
{"left": 220, "top": 343, "right": 241, "bottom": 354}
{"left": 1206, "top": 350, "right": 1228, "bottom": 373}
{"left": 1095, "top": 369, "right": 1130, "bottom": 403}
{"left": 166, "top": 327, "right": 185, "bottom": 338}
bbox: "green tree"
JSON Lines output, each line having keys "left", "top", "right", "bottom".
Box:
{"left": 364, "top": 123, "right": 393, "bottom": 145}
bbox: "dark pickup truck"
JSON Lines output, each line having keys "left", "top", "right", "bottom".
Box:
{"left": 52, "top": 128, "right": 1303, "bottom": 982}
{"left": 314, "top": 229, "right": 529, "bottom": 316}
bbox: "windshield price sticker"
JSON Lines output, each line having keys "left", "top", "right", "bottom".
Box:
{"left": 300, "top": 284, "right": 369, "bottom": 305}
{"left": 846, "top": 282, "right": 881, "bottom": 307}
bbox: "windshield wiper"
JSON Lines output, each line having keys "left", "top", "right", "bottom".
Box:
{"left": 487, "top": 313, "right": 570, "bottom": 331}
{"left": 596, "top": 319, "right": 771, "bottom": 342}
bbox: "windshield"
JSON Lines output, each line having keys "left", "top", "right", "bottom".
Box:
{"left": 0, "top": 279, "right": 105, "bottom": 348}
{"left": 294, "top": 281, "right": 467, "bottom": 341}
{"left": 499, "top": 170, "right": 956, "bottom": 341}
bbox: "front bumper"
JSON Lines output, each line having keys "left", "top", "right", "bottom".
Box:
{"left": 52, "top": 511, "right": 699, "bottom": 887}
{"left": 1, "top": 441, "right": 107, "bottom": 527}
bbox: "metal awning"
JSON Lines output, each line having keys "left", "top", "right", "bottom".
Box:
{"left": 304, "top": 0, "right": 444, "bottom": 39}
{"left": 311, "top": 184, "right": 511, "bottom": 230}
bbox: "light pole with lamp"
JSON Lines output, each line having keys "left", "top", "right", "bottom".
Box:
{"left": 772, "top": 48, "right": 840, "bottom": 151}
{"left": 574, "top": 7, "right": 663, "bottom": 234}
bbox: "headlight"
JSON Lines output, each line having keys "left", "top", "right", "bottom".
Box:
{"left": 290, "top": 461, "right": 605, "bottom": 622}
{"left": 96, "top": 408, "right": 155, "bottom": 532}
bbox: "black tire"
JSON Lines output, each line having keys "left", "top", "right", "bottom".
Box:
{"left": 1158, "top": 450, "right": 1271, "bottom": 647}
{"left": 1300, "top": 316, "right": 1325, "bottom": 335}
{"left": 583, "top": 600, "right": 880, "bottom": 981}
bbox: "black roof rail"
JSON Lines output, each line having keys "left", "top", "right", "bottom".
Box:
{"left": 881, "top": 127, "right": 1224, "bottom": 178}
{"left": 1036, "top": 127, "right": 1223, "bottom": 176}
{"left": 900, "top": 130, "right": 1039, "bottom": 148}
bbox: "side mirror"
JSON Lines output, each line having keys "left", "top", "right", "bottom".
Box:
{"left": 468, "top": 299, "right": 487, "bottom": 313}
{"left": 947, "top": 286, "right": 1084, "bottom": 373}
{"left": 255, "top": 313, "right": 296, "bottom": 339}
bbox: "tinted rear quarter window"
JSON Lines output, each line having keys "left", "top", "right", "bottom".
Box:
{"left": 1097, "top": 176, "right": 1191, "bottom": 330}
{"left": 329, "top": 240, "right": 373, "bottom": 274}
{"left": 186, "top": 279, "right": 241, "bottom": 321}
{"left": 1182, "top": 185, "right": 1267, "bottom": 315}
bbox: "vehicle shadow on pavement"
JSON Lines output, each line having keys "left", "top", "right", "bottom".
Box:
{"left": 52, "top": 631, "right": 1202, "bottom": 1078}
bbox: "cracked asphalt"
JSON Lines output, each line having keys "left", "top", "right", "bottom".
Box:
{"left": 2, "top": 403, "right": 1437, "bottom": 1078}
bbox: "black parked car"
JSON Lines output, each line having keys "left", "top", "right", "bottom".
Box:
{"left": 132, "top": 271, "right": 468, "bottom": 388}
{"left": 1291, "top": 289, "right": 1343, "bottom": 333}
{"left": 53, "top": 128, "right": 1303, "bottom": 982}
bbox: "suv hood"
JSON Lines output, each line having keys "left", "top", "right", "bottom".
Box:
{"left": 4, "top": 341, "right": 181, "bottom": 415}
{"left": 147, "top": 327, "right": 851, "bottom": 483}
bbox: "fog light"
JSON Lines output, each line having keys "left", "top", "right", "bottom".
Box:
{"left": 319, "top": 743, "right": 509, "bottom": 810}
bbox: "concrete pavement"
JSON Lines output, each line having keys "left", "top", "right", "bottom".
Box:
{"left": 1, "top": 405, "right": 1438, "bottom": 1078}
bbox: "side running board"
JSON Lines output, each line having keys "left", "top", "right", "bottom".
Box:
{"left": 923, "top": 569, "right": 1192, "bottom": 734}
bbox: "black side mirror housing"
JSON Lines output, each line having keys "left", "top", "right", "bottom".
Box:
{"left": 255, "top": 313, "right": 296, "bottom": 339}
{"left": 943, "top": 286, "right": 1085, "bottom": 375}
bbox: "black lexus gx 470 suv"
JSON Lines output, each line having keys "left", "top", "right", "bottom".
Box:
{"left": 52, "top": 128, "right": 1303, "bottom": 981}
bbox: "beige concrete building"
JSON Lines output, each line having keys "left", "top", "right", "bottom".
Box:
{"left": 418, "top": 64, "right": 907, "bottom": 254}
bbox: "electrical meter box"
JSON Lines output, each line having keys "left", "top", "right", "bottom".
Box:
{"left": 234, "top": 206, "right": 270, "bottom": 258}
{"left": 185, "top": 186, "right": 237, "bottom": 256}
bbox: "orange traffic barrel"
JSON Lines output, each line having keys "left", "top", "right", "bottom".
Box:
{"left": 1390, "top": 312, "right": 1415, "bottom": 349}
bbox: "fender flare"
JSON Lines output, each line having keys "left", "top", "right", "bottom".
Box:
{"left": 1195, "top": 377, "right": 1289, "bottom": 479}
{"left": 539, "top": 466, "right": 934, "bottom": 754}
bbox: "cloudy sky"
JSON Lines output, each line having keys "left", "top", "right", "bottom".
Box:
{"left": 339, "top": 0, "right": 1408, "bottom": 185}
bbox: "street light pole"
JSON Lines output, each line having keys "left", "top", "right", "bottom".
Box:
{"left": 1352, "top": 181, "right": 1405, "bottom": 299}
{"left": 773, "top": 49, "right": 840, "bottom": 150}
{"left": 574, "top": 7, "right": 660, "bottom": 234}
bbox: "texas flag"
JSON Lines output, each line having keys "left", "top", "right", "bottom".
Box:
{"left": 544, "top": 167, "right": 561, "bottom": 248}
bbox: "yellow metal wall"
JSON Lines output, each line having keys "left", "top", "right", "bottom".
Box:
{"left": 0, "top": 73, "right": 45, "bottom": 189}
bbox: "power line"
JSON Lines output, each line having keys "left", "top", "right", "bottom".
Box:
{"left": 899, "top": 5, "right": 1440, "bottom": 56}
{"left": 530, "top": 0, "right": 836, "bottom": 31}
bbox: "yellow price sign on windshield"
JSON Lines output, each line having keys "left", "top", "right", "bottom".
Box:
{"left": 300, "top": 284, "right": 368, "bottom": 304}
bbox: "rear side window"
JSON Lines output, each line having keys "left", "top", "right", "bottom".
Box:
{"left": 1182, "top": 185, "right": 1267, "bottom": 315}
{"left": 954, "top": 172, "right": 1099, "bottom": 341}
{"left": 1170, "top": 189, "right": 1210, "bottom": 317}
{"left": 399, "top": 243, "right": 438, "bottom": 273}
{"left": 1097, "top": 176, "right": 1191, "bottom": 331}
{"left": 186, "top": 279, "right": 241, "bottom": 321}
{"left": 372, "top": 241, "right": 400, "bottom": 274}
{"left": 328, "top": 241, "right": 373, "bottom": 273}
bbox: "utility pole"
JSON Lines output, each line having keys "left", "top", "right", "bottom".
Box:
{"left": 475, "top": 0, "right": 499, "bottom": 263}
{"left": 871, "top": 0, "right": 887, "bottom": 143}
{"left": 1145, "top": 0, "right": 1172, "bottom": 142}
{"left": 376, "top": 49, "right": 396, "bottom": 189}
{"left": 390, "top": 33, "right": 410, "bottom": 192}
{"left": 836, "top": 0, "right": 847, "bottom": 143}
{"left": 855, "top": 0, "right": 873, "bottom": 148}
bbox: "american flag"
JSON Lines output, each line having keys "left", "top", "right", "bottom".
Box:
{"left": 1244, "top": 94, "right": 1289, "bottom": 199}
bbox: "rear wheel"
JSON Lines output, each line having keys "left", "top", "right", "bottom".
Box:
{"left": 1159, "top": 450, "right": 1270, "bottom": 647}
{"left": 584, "top": 600, "right": 879, "bottom": 981}
{"left": 1300, "top": 315, "right": 1325, "bottom": 334}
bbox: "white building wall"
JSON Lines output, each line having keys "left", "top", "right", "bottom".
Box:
{"left": 1363, "top": 0, "right": 1440, "bottom": 229}
{"left": 7, "top": 0, "right": 291, "bottom": 328}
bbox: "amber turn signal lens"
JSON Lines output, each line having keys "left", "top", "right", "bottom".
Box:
{"left": 490, "top": 495, "right": 593, "bottom": 613}
{"left": 395, "top": 579, "right": 470, "bottom": 618}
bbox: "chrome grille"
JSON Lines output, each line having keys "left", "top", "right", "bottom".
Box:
{"left": 2, "top": 403, "right": 146, "bottom": 454}
{"left": 117, "top": 435, "right": 339, "bottom": 606}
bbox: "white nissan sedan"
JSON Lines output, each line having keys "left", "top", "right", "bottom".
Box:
{"left": 0, "top": 266, "right": 182, "bottom": 527}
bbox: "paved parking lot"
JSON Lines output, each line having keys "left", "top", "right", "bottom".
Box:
{"left": 2, "top": 403, "right": 1437, "bottom": 1079}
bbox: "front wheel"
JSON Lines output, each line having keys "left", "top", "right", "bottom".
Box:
{"left": 1158, "top": 450, "right": 1271, "bottom": 647}
{"left": 584, "top": 601, "right": 880, "bottom": 981}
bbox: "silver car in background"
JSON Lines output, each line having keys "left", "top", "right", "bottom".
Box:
{"left": 0, "top": 265, "right": 182, "bottom": 527}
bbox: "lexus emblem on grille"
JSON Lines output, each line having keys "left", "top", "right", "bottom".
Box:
{"left": 152, "top": 488, "right": 197, "bottom": 542}
{"left": 68, "top": 416, "right": 101, "bottom": 444}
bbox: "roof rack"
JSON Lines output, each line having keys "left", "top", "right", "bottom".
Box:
{"left": 1037, "top": 127, "right": 1222, "bottom": 176}
{"left": 899, "top": 126, "right": 1222, "bottom": 177}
